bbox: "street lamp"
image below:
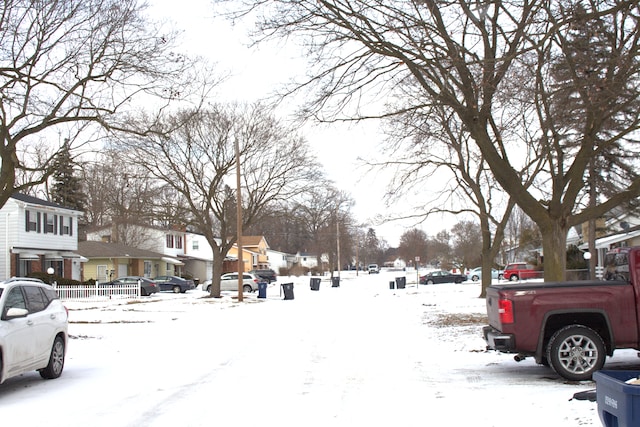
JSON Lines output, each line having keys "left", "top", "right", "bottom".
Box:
{"left": 47, "top": 267, "right": 54, "bottom": 285}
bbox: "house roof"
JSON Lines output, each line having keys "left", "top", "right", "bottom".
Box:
{"left": 578, "top": 225, "right": 640, "bottom": 250}
{"left": 11, "top": 192, "right": 81, "bottom": 212}
{"left": 243, "top": 236, "right": 269, "bottom": 248}
{"left": 77, "top": 241, "right": 167, "bottom": 259}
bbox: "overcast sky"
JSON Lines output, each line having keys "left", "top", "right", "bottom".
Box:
{"left": 147, "top": 0, "right": 456, "bottom": 246}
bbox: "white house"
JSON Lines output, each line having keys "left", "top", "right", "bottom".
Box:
{"left": 266, "top": 248, "right": 295, "bottom": 273}
{"left": 296, "top": 251, "right": 319, "bottom": 269}
{"left": 183, "top": 232, "right": 215, "bottom": 283}
{"left": 0, "top": 193, "right": 83, "bottom": 280}
{"left": 84, "top": 225, "right": 238, "bottom": 283}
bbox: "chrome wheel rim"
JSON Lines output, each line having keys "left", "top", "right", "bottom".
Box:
{"left": 557, "top": 334, "right": 599, "bottom": 375}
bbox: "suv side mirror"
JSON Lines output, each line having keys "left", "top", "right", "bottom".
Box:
{"left": 3, "top": 307, "right": 29, "bottom": 320}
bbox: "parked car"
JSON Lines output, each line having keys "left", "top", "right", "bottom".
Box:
{"left": 104, "top": 276, "right": 159, "bottom": 296}
{"left": 419, "top": 270, "right": 467, "bottom": 284}
{"left": 502, "top": 262, "right": 540, "bottom": 281}
{"left": 203, "top": 273, "right": 261, "bottom": 293}
{"left": 0, "top": 277, "right": 45, "bottom": 284}
{"left": 367, "top": 264, "right": 380, "bottom": 274}
{"left": 152, "top": 275, "right": 195, "bottom": 293}
{"left": 248, "top": 269, "right": 277, "bottom": 283}
{"left": 0, "top": 279, "right": 68, "bottom": 384}
{"left": 468, "top": 267, "right": 503, "bottom": 282}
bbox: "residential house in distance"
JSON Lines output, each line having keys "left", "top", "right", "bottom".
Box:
{"left": 183, "top": 232, "right": 214, "bottom": 284}
{"left": 242, "top": 236, "right": 271, "bottom": 269}
{"left": 296, "top": 251, "right": 319, "bottom": 270}
{"left": 86, "top": 224, "right": 187, "bottom": 277}
{"left": 226, "top": 244, "right": 257, "bottom": 274}
{"left": 0, "top": 193, "right": 83, "bottom": 280}
{"left": 266, "top": 248, "right": 296, "bottom": 274}
{"left": 77, "top": 241, "right": 181, "bottom": 282}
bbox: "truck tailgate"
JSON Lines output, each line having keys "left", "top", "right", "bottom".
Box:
{"left": 485, "top": 285, "right": 504, "bottom": 329}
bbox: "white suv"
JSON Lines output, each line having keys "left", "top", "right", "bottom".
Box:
{"left": 0, "top": 279, "right": 68, "bottom": 384}
{"left": 368, "top": 264, "right": 380, "bottom": 274}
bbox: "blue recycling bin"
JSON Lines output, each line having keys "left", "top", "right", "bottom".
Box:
{"left": 310, "top": 277, "right": 321, "bottom": 291}
{"left": 331, "top": 277, "right": 340, "bottom": 287}
{"left": 594, "top": 370, "right": 640, "bottom": 427}
{"left": 258, "top": 281, "right": 268, "bottom": 299}
{"left": 395, "top": 277, "right": 406, "bottom": 289}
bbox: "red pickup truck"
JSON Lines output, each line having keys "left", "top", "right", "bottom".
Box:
{"left": 483, "top": 246, "right": 638, "bottom": 381}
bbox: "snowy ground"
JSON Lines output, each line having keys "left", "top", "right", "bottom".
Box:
{"left": 1, "top": 270, "right": 636, "bottom": 426}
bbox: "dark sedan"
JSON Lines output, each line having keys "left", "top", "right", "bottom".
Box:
{"left": 153, "top": 275, "right": 195, "bottom": 293}
{"left": 104, "top": 276, "right": 159, "bottom": 296}
{"left": 419, "top": 270, "right": 467, "bottom": 285}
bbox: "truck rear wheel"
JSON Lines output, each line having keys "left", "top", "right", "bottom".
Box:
{"left": 546, "top": 325, "right": 605, "bottom": 381}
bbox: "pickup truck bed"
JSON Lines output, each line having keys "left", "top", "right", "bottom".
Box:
{"left": 483, "top": 279, "right": 637, "bottom": 381}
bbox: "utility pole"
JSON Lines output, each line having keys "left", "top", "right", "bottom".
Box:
{"left": 235, "top": 136, "right": 244, "bottom": 303}
{"left": 336, "top": 213, "right": 341, "bottom": 280}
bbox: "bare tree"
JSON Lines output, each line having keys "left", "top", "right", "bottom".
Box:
{"left": 0, "top": 0, "right": 202, "bottom": 209}
{"left": 215, "top": 0, "right": 640, "bottom": 281}
{"left": 398, "top": 228, "right": 429, "bottom": 269}
{"left": 122, "top": 103, "right": 322, "bottom": 298}
{"left": 383, "top": 103, "right": 523, "bottom": 296}
{"left": 81, "top": 151, "right": 162, "bottom": 222}
{"left": 450, "top": 220, "right": 482, "bottom": 270}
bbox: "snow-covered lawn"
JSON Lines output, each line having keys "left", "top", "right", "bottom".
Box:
{"left": 1, "top": 270, "right": 633, "bottom": 426}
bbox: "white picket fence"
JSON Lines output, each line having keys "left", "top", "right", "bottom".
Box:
{"left": 54, "top": 282, "right": 141, "bottom": 302}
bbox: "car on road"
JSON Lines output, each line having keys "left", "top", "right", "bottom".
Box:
{"left": 0, "top": 279, "right": 68, "bottom": 384}
{"left": 152, "top": 275, "right": 195, "bottom": 293}
{"left": 468, "top": 267, "right": 503, "bottom": 282}
{"left": 419, "top": 270, "right": 467, "bottom": 284}
{"left": 203, "top": 273, "right": 261, "bottom": 293}
{"left": 104, "top": 276, "right": 159, "bottom": 296}
{"left": 248, "top": 269, "right": 277, "bottom": 283}
{"left": 0, "top": 277, "right": 45, "bottom": 284}
{"left": 367, "top": 264, "right": 380, "bottom": 274}
{"left": 502, "top": 262, "right": 540, "bottom": 281}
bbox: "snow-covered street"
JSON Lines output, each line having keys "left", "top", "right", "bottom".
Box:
{"left": 1, "top": 270, "right": 632, "bottom": 426}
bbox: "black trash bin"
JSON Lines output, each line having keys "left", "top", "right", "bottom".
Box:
{"left": 281, "top": 282, "right": 294, "bottom": 300}
{"left": 395, "top": 277, "right": 406, "bottom": 289}
{"left": 331, "top": 276, "right": 340, "bottom": 287}
{"left": 389, "top": 281, "right": 395, "bottom": 289}
{"left": 258, "top": 281, "right": 268, "bottom": 298}
{"left": 310, "top": 277, "right": 321, "bottom": 291}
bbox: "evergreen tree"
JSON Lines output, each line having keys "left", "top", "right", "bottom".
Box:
{"left": 50, "top": 143, "right": 86, "bottom": 212}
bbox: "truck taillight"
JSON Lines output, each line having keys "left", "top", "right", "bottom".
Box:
{"left": 498, "top": 299, "right": 514, "bottom": 324}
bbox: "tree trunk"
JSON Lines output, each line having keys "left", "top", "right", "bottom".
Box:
{"left": 209, "top": 247, "right": 225, "bottom": 298}
{"left": 541, "top": 221, "right": 569, "bottom": 282}
{"left": 479, "top": 215, "right": 493, "bottom": 298}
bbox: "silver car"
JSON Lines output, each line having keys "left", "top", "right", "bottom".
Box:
{"left": 0, "top": 280, "right": 68, "bottom": 384}
{"left": 203, "top": 273, "right": 261, "bottom": 293}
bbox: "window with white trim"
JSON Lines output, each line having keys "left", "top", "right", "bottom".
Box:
{"left": 44, "top": 214, "right": 56, "bottom": 234}
{"left": 25, "top": 210, "right": 37, "bottom": 231}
